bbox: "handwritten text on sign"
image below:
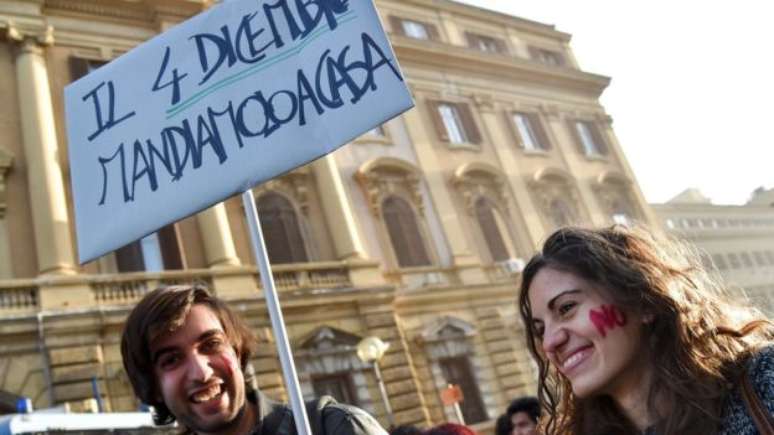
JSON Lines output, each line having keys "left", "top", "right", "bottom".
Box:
{"left": 65, "top": 0, "right": 413, "bottom": 263}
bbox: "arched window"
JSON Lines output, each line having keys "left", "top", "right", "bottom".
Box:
{"left": 474, "top": 198, "right": 510, "bottom": 262}
{"left": 256, "top": 193, "right": 308, "bottom": 264}
{"left": 382, "top": 196, "right": 431, "bottom": 267}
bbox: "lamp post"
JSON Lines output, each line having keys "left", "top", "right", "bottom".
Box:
{"left": 357, "top": 336, "right": 394, "bottom": 428}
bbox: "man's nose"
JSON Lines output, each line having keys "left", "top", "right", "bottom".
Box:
{"left": 187, "top": 353, "right": 214, "bottom": 381}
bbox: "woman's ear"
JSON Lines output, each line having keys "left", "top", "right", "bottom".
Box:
{"left": 642, "top": 312, "right": 655, "bottom": 324}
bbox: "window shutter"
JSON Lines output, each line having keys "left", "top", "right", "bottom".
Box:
{"left": 589, "top": 122, "right": 609, "bottom": 155}
{"left": 158, "top": 224, "right": 185, "bottom": 270}
{"left": 457, "top": 103, "right": 481, "bottom": 144}
{"left": 257, "top": 193, "right": 308, "bottom": 264}
{"left": 475, "top": 199, "right": 510, "bottom": 262}
{"left": 529, "top": 113, "right": 552, "bottom": 150}
{"left": 69, "top": 57, "right": 90, "bottom": 81}
{"left": 505, "top": 112, "right": 524, "bottom": 148}
{"left": 115, "top": 241, "right": 145, "bottom": 272}
{"left": 494, "top": 38, "right": 507, "bottom": 54}
{"left": 383, "top": 197, "right": 430, "bottom": 267}
{"left": 464, "top": 32, "right": 476, "bottom": 48}
{"left": 429, "top": 101, "right": 450, "bottom": 142}
{"left": 389, "top": 16, "right": 404, "bottom": 35}
{"left": 567, "top": 120, "right": 586, "bottom": 155}
{"left": 426, "top": 23, "right": 440, "bottom": 41}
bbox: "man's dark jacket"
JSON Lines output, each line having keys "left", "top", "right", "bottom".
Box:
{"left": 249, "top": 390, "right": 388, "bottom": 435}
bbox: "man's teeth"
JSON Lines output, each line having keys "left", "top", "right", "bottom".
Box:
{"left": 192, "top": 384, "right": 223, "bottom": 403}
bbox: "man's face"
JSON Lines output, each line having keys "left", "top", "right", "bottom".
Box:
{"left": 510, "top": 411, "right": 537, "bottom": 435}
{"left": 150, "top": 304, "right": 249, "bottom": 435}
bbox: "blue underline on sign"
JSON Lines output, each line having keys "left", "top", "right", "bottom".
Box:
{"left": 166, "top": 11, "right": 358, "bottom": 120}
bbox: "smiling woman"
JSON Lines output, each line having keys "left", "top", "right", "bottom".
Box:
{"left": 518, "top": 226, "right": 774, "bottom": 435}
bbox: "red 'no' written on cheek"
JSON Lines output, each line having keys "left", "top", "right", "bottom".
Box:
{"left": 589, "top": 305, "right": 626, "bottom": 338}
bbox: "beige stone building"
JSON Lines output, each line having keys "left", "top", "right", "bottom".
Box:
{"left": 653, "top": 188, "right": 774, "bottom": 317}
{"left": 0, "top": 0, "right": 657, "bottom": 431}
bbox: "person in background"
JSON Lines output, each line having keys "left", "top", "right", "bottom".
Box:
{"left": 519, "top": 226, "right": 774, "bottom": 435}
{"left": 495, "top": 396, "right": 539, "bottom": 435}
{"left": 390, "top": 425, "right": 423, "bottom": 435}
{"left": 423, "top": 423, "right": 477, "bottom": 435}
{"left": 121, "top": 285, "right": 387, "bottom": 435}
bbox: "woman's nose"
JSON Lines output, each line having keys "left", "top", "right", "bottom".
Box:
{"left": 542, "top": 325, "right": 569, "bottom": 355}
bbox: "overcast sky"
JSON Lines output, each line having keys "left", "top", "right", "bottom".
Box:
{"left": 453, "top": 0, "right": 773, "bottom": 205}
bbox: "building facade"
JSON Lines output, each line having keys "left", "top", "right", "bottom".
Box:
{"left": 0, "top": 0, "right": 657, "bottom": 431}
{"left": 653, "top": 188, "right": 774, "bottom": 317}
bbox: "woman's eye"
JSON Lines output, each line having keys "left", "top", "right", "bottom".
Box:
{"left": 558, "top": 301, "right": 577, "bottom": 316}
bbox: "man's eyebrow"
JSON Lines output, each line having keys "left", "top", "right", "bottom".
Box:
{"left": 546, "top": 289, "right": 582, "bottom": 310}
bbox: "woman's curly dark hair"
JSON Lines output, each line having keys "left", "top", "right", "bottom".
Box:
{"left": 518, "top": 225, "right": 773, "bottom": 435}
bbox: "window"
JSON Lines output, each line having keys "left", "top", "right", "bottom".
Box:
{"left": 439, "top": 357, "right": 487, "bottom": 424}
{"left": 439, "top": 104, "right": 467, "bottom": 144}
{"left": 430, "top": 102, "right": 481, "bottom": 145}
{"left": 512, "top": 113, "right": 550, "bottom": 151}
{"left": 528, "top": 47, "right": 565, "bottom": 66}
{"left": 312, "top": 374, "right": 356, "bottom": 405}
{"left": 474, "top": 198, "right": 511, "bottom": 262}
{"left": 115, "top": 224, "right": 184, "bottom": 272}
{"left": 382, "top": 196, "right": 431, "bottom": 267}
{"left": 256, "top": 193, "right": 308, "bottom": 264}
{"left": 572, "top": 120, "right": 608, "bottom": 156}
{"left": 466, "top": 33, "right": 505, "bottom": 54}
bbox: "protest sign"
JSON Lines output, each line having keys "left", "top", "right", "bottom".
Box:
{"left": 65, "top": 0, "right": 414, "bottom": 263}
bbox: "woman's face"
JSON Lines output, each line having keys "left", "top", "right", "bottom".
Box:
{"left": 527, "top": 267, "right": 648, "bottom": 399}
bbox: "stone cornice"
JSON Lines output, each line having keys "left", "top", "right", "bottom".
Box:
{"left": 392, "top": 36, "right": 610, "bottom": 98}
{"left": 379, "top": 0, "right": 571, "bottom": 41}
{"left": 42, "top": 0, "right": 209, "bottom": 27}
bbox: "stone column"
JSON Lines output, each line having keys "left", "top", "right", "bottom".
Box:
{"left": 312, "top": 154, "right": 384, "bottom": 288}
{"left": 311, "top": 154, "right": 367, "bottom": 260}
{"left": 196, "top": 203, "right": 258, "bottom": 299}
{"left": 474, "top": 96, "right": 545, "bottom": 247}
{"left": 196, "top": 203, "right": 240, "bottom": 268}
{"left": 401, "top": 99, "right": 483, "bottom": 283}
{"left": 14, "top": 35, "right": 76, "bottom": 275}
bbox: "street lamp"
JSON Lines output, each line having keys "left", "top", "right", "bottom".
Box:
{"left": 356, "top": 336, "right": 394, "bottom": 428}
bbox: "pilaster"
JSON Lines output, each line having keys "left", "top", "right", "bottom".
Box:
{"left": 11, "top": 26, "right": 76, "bottom": 275}
{"left": 401, "top": 100, "right": 482, "bottom": 283}
{"left": 473, "top": 95, "right": 544, "bottom": 247}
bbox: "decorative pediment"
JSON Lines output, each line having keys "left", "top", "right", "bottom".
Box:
{"left": 593, "top": 171, "right": 641, "bottom": 223}
{"left": 419, "top": 316, "right": 477, "bottom": 343}
{"left": 356, "top": 157, "right": 423, "bottom": 217}
{"left": 298, "top": 326, "right": 362, "bottom": 353}
{"left": 295, "top": 326, "right": 370, "bottom": 375}
{"left": 253, "top": 168, "right": 310, "bottom": 214}
{"left": 452, "top": 162, "right": 508, "bottom": 214}
{"left": 529, "top": 167, "right": 582, "bottom": 228}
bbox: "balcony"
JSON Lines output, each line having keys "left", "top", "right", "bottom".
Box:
{"left": 0, "top": 259, "right": 385, "bottom": 315}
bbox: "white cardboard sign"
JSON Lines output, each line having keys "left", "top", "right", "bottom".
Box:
{"left": 65, "top": 0, "right": 413, "bottom": 263}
